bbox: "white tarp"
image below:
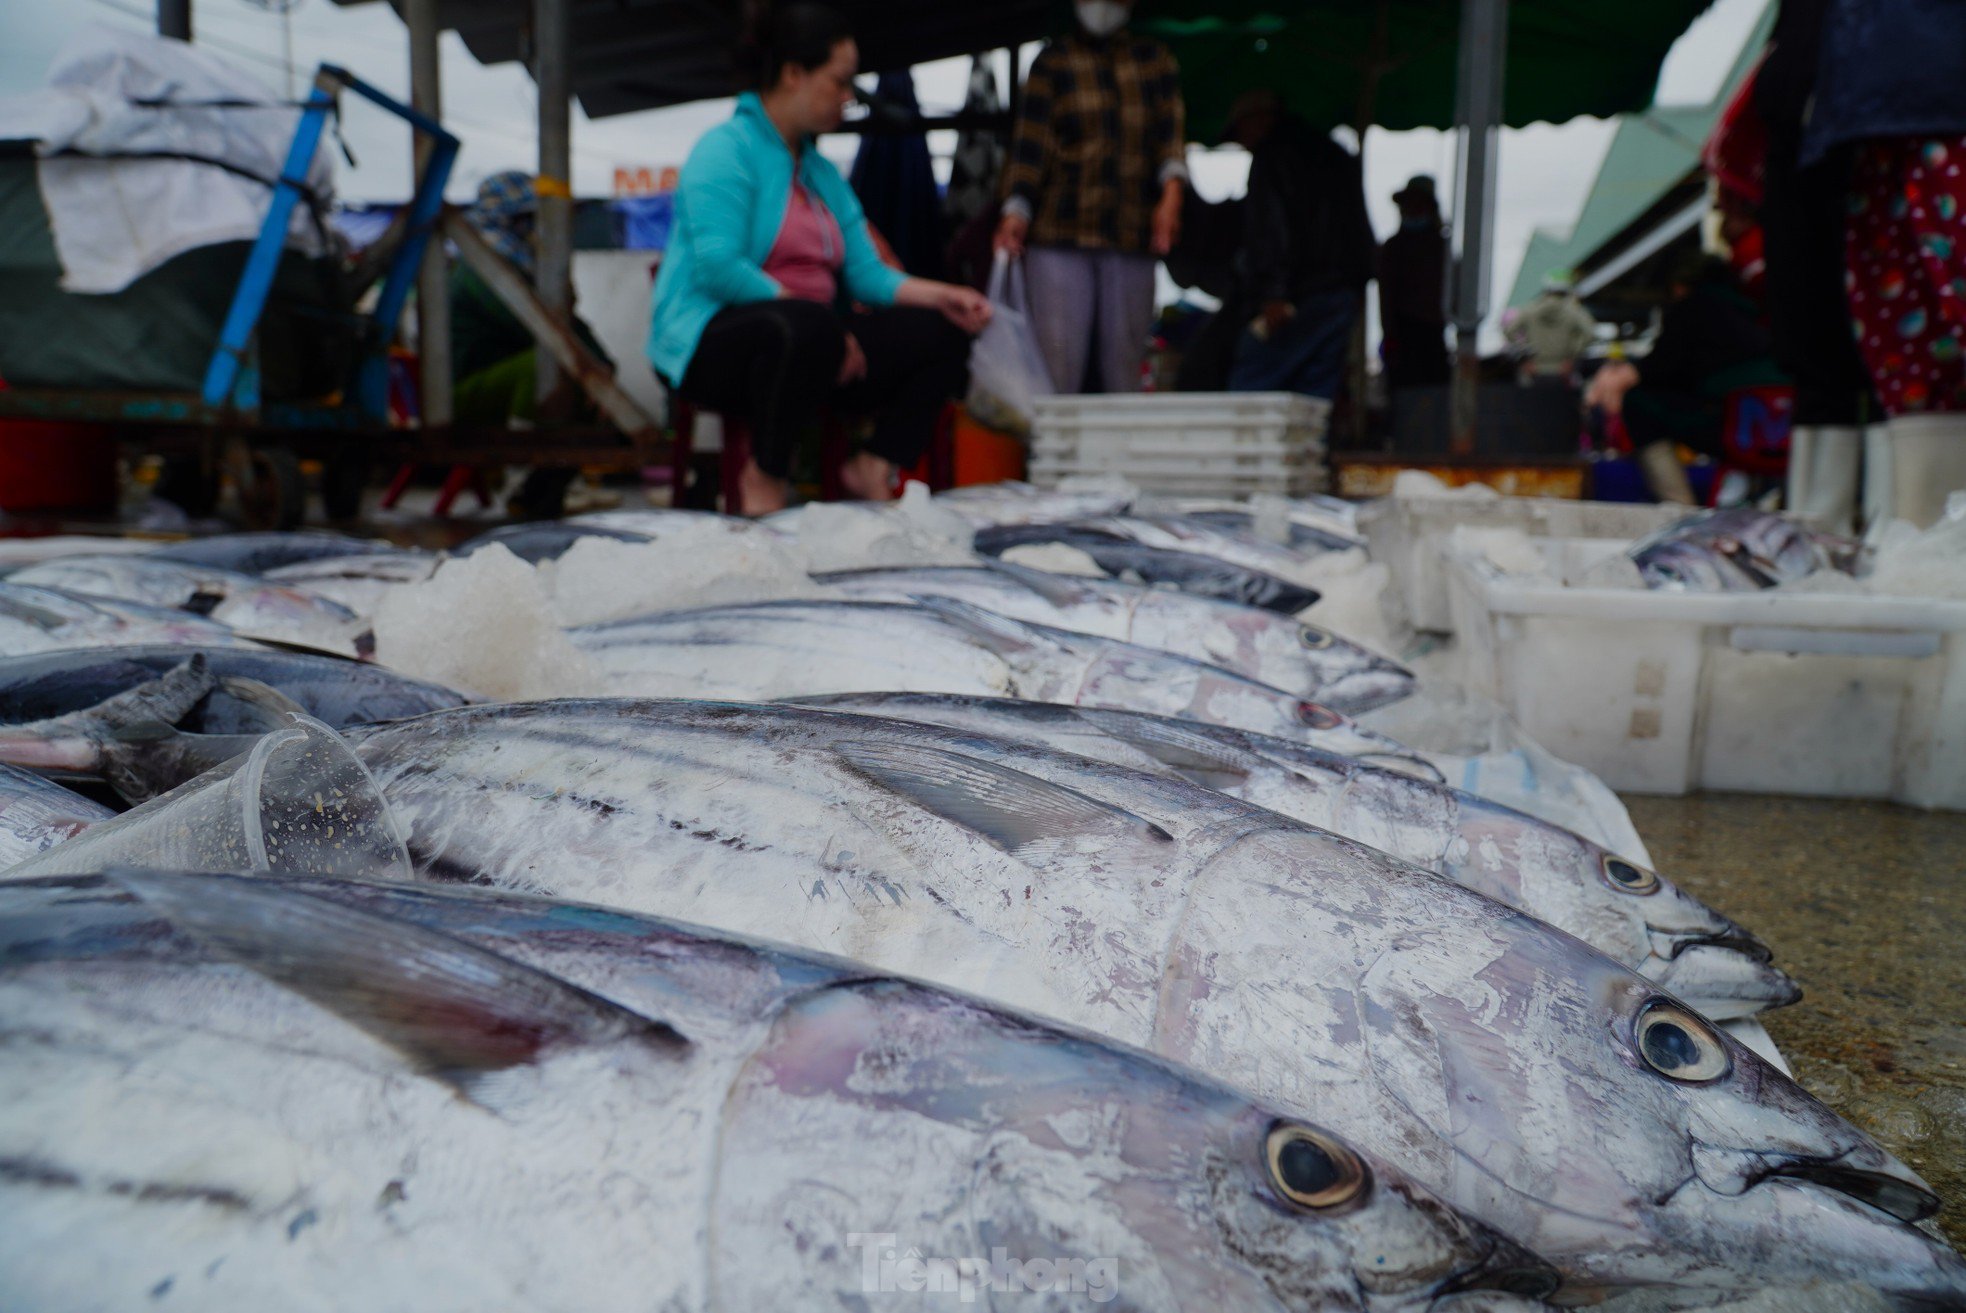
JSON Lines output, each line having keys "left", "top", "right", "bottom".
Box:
{"left": 0, "top": 25, "right": 333, "bottom": 294}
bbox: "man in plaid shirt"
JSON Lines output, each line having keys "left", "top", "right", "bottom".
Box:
{"left": 994, "top": 0, "right": 1187, "bottom": 393}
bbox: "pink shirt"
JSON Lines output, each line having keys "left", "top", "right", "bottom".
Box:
{"left": 762, "top": 183, "right": 844, "bottom": 304}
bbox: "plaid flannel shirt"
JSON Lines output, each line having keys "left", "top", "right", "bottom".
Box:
{"left": 1001, "top": 32, "right": 1187, "bottom": 255}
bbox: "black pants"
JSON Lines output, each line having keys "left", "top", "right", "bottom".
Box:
{"left": 677, "top": 300, "right": 971, "bottom": 479}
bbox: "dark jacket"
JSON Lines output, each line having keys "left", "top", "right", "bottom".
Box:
{"left": 1239, "top": 118, "right": 1375, "bottom": 306}
{"left": 1378, "top": 221, "right": 1448, "bottom": 328}
{"left": 1801, "top": 0, "right": 1966, "bottom": 164}
{"left": 1640, "top": 275, "right": 1785, "bottom": 399}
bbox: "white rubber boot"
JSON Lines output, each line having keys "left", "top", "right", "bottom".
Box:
{"left": 1887, "top": 412, "right": 1966, "bottom": 528}
{"left": 1784, "top": 425, "right": 1863, "bottom": 535}
{"left": 1864, "top": 425, "right": 1894, "bottom": 529}
{"left": 1638, "top": 441, "right": 1698, "bottom": 505}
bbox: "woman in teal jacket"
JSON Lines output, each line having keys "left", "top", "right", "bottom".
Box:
{"left": 650, "top": 4, "right": 991, "bottom": 515}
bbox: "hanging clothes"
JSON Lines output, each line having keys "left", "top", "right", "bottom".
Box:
{"left": 848, "top": 71, "right": 945, "bottom": 280}
{"left": 944, "top": 55, "right": 1005, "bottom": 231}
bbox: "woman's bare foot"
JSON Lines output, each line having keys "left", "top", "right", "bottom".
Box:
{"left": 839, "top": 451, "right": 897, "bottom": 502}
{"left": 736, "top": 459, "right": 789, "bottom": 517}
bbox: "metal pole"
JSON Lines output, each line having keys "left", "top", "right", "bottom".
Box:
{"left": 534, "top": 0, "right": 573, "bottom": 419}
{"left": 1448, "top": 0, "right": 1507, "bottom": 455}
{"left": 159, "top": 0, "right": 191, "bottom": 40}
{"left": 407, "top": 0, "right": 452, "bottom": 429}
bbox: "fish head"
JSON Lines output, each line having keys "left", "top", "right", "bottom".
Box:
{"left": 1183, "top": 830, "right": 1962, "bottom": 1304}
{"left": 1632, "top": 538, "right": 1767, "bottom": 591}
{"left": 1291, "top": 621, "right": 1419, "bottom": 715}
{"left": 1434, "top": 799, "right": 1800, "bottom": 1020}
{"left": 723, "top": 978, "right": 1558, "bottom": 1310}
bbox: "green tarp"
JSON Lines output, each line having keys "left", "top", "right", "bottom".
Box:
{"left": 1142, "top": 1, "right": 1718, "bottom": 138}
{"left": 340, "top": 0, "right": 1713, "bottom": 133}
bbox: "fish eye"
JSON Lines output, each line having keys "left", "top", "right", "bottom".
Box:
{"left": 1634, "top": 1002, "right": 1730, "bottom": 1083}
{"left": 1601, "top": 855, "right": 1661, "bottom": 895}
{"left": 1264, "top": 1123, "right": 1368, "bottom": 1210}
{"left": 1298, "top": 626, "right": 1334, "bottom": 650}
{"left": 1295, "top": 701, "right": 1341, "bottom": 730}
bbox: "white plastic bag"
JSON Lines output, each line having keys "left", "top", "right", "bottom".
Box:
{"left": 965, "top": 251, "right": 1053, "bottom": 435}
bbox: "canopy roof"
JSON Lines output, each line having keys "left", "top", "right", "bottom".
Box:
{"left": 334, "top": 0, "right": 1715, "bottom": 132}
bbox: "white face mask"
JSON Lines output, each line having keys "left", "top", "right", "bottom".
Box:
{"left": 1076, "top": 1, "right": 1129, "bottom": 37}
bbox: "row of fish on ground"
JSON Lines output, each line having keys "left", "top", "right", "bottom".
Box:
{"left": 0, "top": 483, "right": 1956, "bottom": 1310}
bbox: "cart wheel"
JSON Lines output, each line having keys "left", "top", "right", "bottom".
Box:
{"left": 321, "top": 456, "right": 368, "bottom": 522}
{"left": 228, "top": 440, "right": 305, "bottom": 530}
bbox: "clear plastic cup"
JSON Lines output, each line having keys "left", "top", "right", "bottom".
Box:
{"left": 6, "top": 714, "right": 410, "bottom": 881}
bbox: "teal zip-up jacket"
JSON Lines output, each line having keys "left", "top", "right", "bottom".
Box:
{"left": 646, "top": 92, "right": 908, "bottom": 385}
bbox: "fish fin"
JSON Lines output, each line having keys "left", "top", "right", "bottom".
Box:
{"left": 835, "top": 740, "right": 1174, "bottom": 867}
{"left": 215, "top": 676, "right": 307, "bottom": 727}
{"left": 910, "top": 595, "right": 1067, "bottom": 658}
{"left": 109, "top": 869, "right": 687, "bottom": 1103}
{"left": 1071, "top": 710, "right": 1257, "bottom": 791}
{"left": 0, "top": 654, "right": 217, "bottom": 777}
{"left": 977, "top": 558, "right": 1099, "bottom": 608}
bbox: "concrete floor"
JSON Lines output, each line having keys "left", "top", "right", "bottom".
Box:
{"left": 1625, "top": 792, "right": 1966, "bottom": 1249}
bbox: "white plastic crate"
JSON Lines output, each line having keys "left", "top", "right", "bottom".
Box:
{"left": 1362, "top": 493, "right": 1682, "bottom": 633}
{"left": 1442, "top": 537, "right": 1966, "bottom": 808}
{"left": 1029, "top": 392, "right": 1328, "bottom": 497}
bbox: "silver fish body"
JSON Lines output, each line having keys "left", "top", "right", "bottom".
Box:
{"left": 349, "top": 699, "right": 1963, "bottom": 1306}
{"left": 261, "top": 551, "right": 443, "bottom": 618}
{"left": 1074, "top": 513, "right": 1342, "bottom": 577}
{"left": 1630, "top": 509, "right": 1839, "bottom": 592}
{"left": 0, "top": 764, "right": 110, "bottom": 868}
{"left": 567, "top": 598, "right": 1422, "bottom": 757}
{"left": 932, "top": 481, "right": 1136, "bottom": 527}
{"left": 816, "top": 562, "right": 1415, "bottom": 713}
{"left": 973, "top": 525, "right": 1322, "bottom": 613}
{"left": 0, "top": 646, "right": 467, "bottom": 736}
{"left": 788, "top": 691, "right": 1796, "bottom": 1020}
{"left": 0, "top": 582, "right": 260, "bottom": 656}
{"left": 146, "top": 531, "right": 401, "bottom": 575}
{"left": 6, "top": 555, "right": 366, "bottom": 655}
{"left": 0, "top": 870, "right": 1557, "bottom": 1311}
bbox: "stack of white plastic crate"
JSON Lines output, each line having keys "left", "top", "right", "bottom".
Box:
{"left": 1028, "top": 392, "right": 1328, "bottom": 497}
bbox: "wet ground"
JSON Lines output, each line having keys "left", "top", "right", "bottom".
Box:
{"left": 1625, "top": 792, "right": 1966, "bottom": 1249}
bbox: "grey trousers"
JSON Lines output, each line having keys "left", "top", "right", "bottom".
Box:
{"left": 1023, "top": 246, "right": 1157, "bottom": 394}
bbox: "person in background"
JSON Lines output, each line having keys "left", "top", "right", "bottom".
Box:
{"left": 1507, "top": 270, "right": 1598, "bottom": 385}
{"left": 647, "top": 4, "right": 990, "bottom": 516}
{"left": 1219, "top": 90, "right": 1375, "bottom": 402}
{"left": 1801, "top": 0, "right": 1966, "bottom": 527}
{"left": 1623, "top": 254, "right": 1788, "bottom": 503}
{"left": 1377, "top": 174, "right": 1451, "bottom": 390}
{"left": 994, "top": 0, "right": 1186, "bottom": 394}
{"left": 451, "top": 170, "right": 614, "bottom": 518}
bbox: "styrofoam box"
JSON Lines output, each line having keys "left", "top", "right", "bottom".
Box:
{"left": 1029, "top": 392, "right": 1329, "bottom": 497}
{"left": 1443, "top": 537, "right": 1966, "bottom": 808}
{"left": 1362, "top": 494, "right": 1682, "bottom": 633}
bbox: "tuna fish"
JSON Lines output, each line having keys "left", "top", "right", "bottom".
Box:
{"left": 261, "top": 551, "right": 442, "bottom": 617}
{"left": 0, "top": 764, "right": 109, "bottom": 868}
{"left": 1173, "top": 508, "right": 1367, "bottom": 554}
{"left": 454, "top": 521, "right": 655, "bottom": 564}
{"left": 815, "top": 561, "right": 1413, "bottom": 713}
{"left": 1071, "top": 514, "right": 1341, "bottom": 578}
{"left": 933, "top": 480, "right": 1136, "bottom": 527}
{"left": 787, "top": 692, "right": 1797, "bottom": 1019}
{"left": 0, "top": 869, "right": 1559, "bottom": 1311}
{"left": 0, "top": 582, "right": 260, "bottom": 656}
{"left": 346, "top": 699, "right": 1964, "bottom": 1305}
{"left": 5, "top": 555, "right": 368, "bottom": 655}
{"left": 146, "top": 531, "right": 403, "bottom": 575}
{"left": 1630, "top": 509, "right": 1844, "bottom": 592}
{"left": 973, "top": 523, "right": 1320, "bottom": 613}
{"left": 567, "top": 598, "right": 1426, "bottom": 759}
{"left": 0, "top": 646, "right": 466, "bottom": 738}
